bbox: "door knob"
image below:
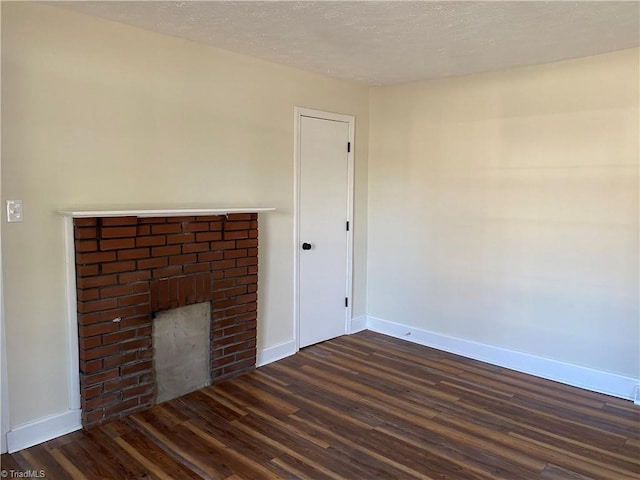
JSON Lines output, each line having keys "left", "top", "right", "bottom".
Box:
{"left": 302, "top": 242, "right": 312, "bottom": 250}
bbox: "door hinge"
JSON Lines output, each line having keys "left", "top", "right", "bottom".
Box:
{"left": 345, "top": 297, "right": 349, "bottom": 307}
{"left": 346, "top": 221, "right": 350, "bottom": 231}
{"left": 347, "top": 142, "right": 351, "bottom": 153}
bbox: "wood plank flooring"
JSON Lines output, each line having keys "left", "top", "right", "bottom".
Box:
{"left": 2, "top": 331, "right": 639, "bottom": 479}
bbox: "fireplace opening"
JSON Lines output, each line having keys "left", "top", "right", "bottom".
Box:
{"left": 153, "top": 302, "right": 211, "bottom": 403}
{"left": 73, "top": 213, "right": 259, "bottom": 427}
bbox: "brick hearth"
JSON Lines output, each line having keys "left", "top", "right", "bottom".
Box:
{"left": 73, "top": 213, "right": 258, "bottom": 427}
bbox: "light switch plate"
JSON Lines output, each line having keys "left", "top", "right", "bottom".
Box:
{"left": 7, "top": 200, "right": 23, "bottom": 223}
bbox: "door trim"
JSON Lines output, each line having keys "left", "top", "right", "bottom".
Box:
{"left": 293, "top": 107, "right": 355, "bottom": 351}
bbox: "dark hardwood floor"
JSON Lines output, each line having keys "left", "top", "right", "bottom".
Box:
{"left": 2, "top": 331, "right": 639, "bottom": 479}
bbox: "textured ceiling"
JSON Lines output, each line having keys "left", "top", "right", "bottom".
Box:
{"left": 54, "top": 1, "right": 640, "bottom": 85}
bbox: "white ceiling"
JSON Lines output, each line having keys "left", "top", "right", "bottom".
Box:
{"left": 55, "top": 1, "right": 640, "bottom": 85}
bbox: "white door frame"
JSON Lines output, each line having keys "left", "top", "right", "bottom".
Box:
{"left": 293, "top": 107, "right": 355, "bottom": 351}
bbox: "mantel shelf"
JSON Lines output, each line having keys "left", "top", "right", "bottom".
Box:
{"left": 57, "top": 207, "right": 276, "bottom": 218}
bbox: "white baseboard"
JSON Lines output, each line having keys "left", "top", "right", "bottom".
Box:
{"left": 7, "top": 409, "right": 81, "bottom": 453}
{"left": 349, "top": 315, "right": 367, "bottom": 334}
{"left": 366, "top": 315, "right": 639, "bottom": 401}
{"left": 256, "top": 339, "right": 297, "bottom": 367}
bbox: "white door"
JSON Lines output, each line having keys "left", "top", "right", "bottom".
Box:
{"left": 298, "top": 112, "right": 352, "bottom": 348}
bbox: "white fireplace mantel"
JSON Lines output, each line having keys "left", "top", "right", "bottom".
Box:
{"left": 58, "top": 207, "right": 276, "bottom": 218}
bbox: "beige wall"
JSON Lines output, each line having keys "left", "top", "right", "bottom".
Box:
{"left": 368, "top": 49, "right": 639, "bottom": 378}
{"left": 1, "top": 3, "right": 369, "bottom": 426}
{"left": 3, "top": 0, "right": 638, "bottom": 433}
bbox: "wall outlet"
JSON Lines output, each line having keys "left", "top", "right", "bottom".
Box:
{"left": 6, "top": 200, "right": 23, "bottom": 223}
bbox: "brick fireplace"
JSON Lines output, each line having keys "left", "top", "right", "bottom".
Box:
{"left": 72, "top": 212, "right": 260, "bottom": 427}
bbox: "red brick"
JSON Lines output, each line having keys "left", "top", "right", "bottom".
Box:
{"left": 166, "top": 233, "right": 195, "bottom": 244}
{"left": 75, "top": 240, "right": 98, "bottom": 253}
{"left": 118, "top": 293, "right": 148, "bottom": 307}
{"left": 216, "top": 304, "right": 256, "bottom": 319}
{"left": 213, "top": 259, "right": 236, "bottom": 270}
{"left": 138, "top": 257, "right": 168, "bottom": 269}
{"left": 78, "top": 269, "right": 100, "bottom": 283}
{"left": 236, "top": 293, "right": 257, "bottom": 304}
{"left": 209, "top": 221, "right": 223, "bottom": 230}
{"left": 223, "top": 342, "right": 251, "bottom": 356}
{"left": 153, "top": 266, "right": 182, "bottom": 279}
{"left": 121, "top": 338, "right": 151, "bottom": 352}
{"left": 210, "top": 240, "right": 236, "bottom": 251}
{"left": 76, "top": 316, "right": 97, "bottom": 332}
{"left": 182, "top": 243, "right": 210, "bottom": 254}
{"left": 81, "top": 344, "right": 120, "bottom": 361}
{"left": 100, "top": 226, "right": 138, "bottom": 238}
{"left": 224, "top": 249, "right": 247, "bottom": 259}
{"left": 102, "top": 261, "right": 136, "bottom": 274}
{"left": 119, "top": 271, "right": 151, "bottom": 284}
{"left": 237, "top": 239, "right": 258, "bottom": 248}
{"left": 213, "top": 286, "right": 247, "bottom": 300}
{"left": 83, "top": 384, "right": 103, "bottom": 399}
{"left": 102, "top": 329, "right": 138, "bottom": 345}
{"left": 101, "top": 217, "right": 138, "bottom": 226}
{"left": 197, "top": 251, "right": 223, "bottom": 262}
{"left": 151, "top": 223, "right": 181, "bottom": 234}
{"left": 167, "top": 216, "right": 196, "bottom": 223}
{"left": 84, "top": 409, "right": 105, "bottom": 424}
{"left": 75, "top": 218, "right": 98, "bottom": 227}
{"left": 78, "top": 298, "right": 118, "bottom": 313}
{"left": 122, "top": 384, "right": 153, "bottom": 400}
{"left": 224, "top": 221, "right": 252, "bottom": 231}
{"left": 80, "top": 359, "right": 103, "bottom": 374}
{"left": 169, "top": 254, "right": 197, "bottom": 265}
{"left": 101, "top": 283, "right": 148, "bottom": 299}
{"left": 85, "top": 392, "right": 119, "bottom": 410}
{"left": 76, "top": 251, "right": 116, "bottom": 265}
{"left": 182, "top": 222, "right": 209, "bottom": 233}
{"left": 78, "top": 274, "right": 118, "bottom": 289}
{"left": 103, "top": 351, "right": 137, "bottom": 369}
{"left": 215, "top": 298, "right": 239, "bottom": 309}
{"left": 79, "top": 322, "right": 118, "bottom": 337}
{"left": 249, "top": 230, "right": 258, "bottom": 239}
{"left": 137, "top": 225, "right": 151, "bottom": 236}
{"left": 84, "top": 368, "right": 119, "bottom": 386}
{"left": 224, "top": 230, "right": 249, "bottom": 240}
{"left": 104, "top": 398, "right": 139, "bottom": 417}
{"left": 121, "top": 360, "right": 152, "bottom": 376}
{"left": 80, "top": 336, "right": 101, "bottom": 350}
{"left": 194, "top": 215, "right": 223, "bottom": 222}
{"left": 117, "top": 248, "right": 150, "bottom": 261}
{"left": 213, "top": 270, "right": 224, "bottom": 280}
{"left": 136, "top": 236, "right": 166, "bottom": 247}
{"left": 151, "top": 245, "right": 180, "bottom": 257}
{"left": 223, "top": 267, "right": 248, "bottom": 279}
{"left": 235, "top": 274, "right": 258, "bottom": 285}
{"left": 184, "top": 263, "right": 211, "bottom": 274}
{"left": 75, "top": 227, "right": 98, "bottom": 239}
{"left": 196, "top": 232, "right": 222, "bottom": 242}
{"left": 103, "top": 376, "right": 138, "bottom": 394}
{"left": 77, "top": 288, "right": 100, "bottom": 302}
{"left": 139, "top": 217, "right": 166, "bottom": 224}
{"left": 237, "top": 256, "right": 258, "bottom": 267}
{"left": 100, "top": 238, "right": 135, "bottom": 251}
{"left": 227, "top": 213, "right": 254, "bottom": 221}
{"left": 120, "top": 316, "right": 152, "bottom": 329}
